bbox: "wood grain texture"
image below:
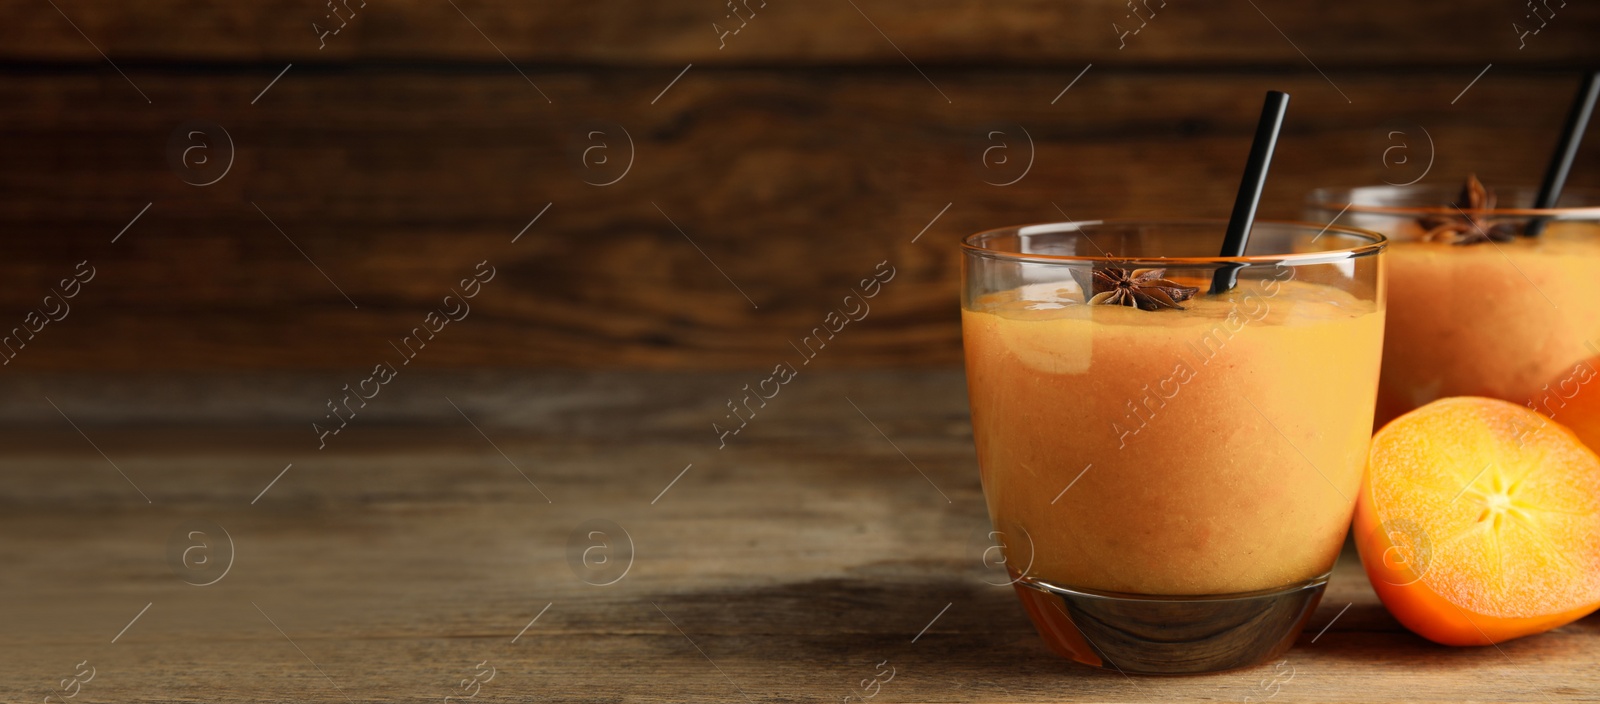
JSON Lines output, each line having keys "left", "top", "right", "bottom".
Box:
{"left": 2, "top": 0, "right": 1597, "bottom": 370}
{"left": 2, "top": 68, "right": 1598, "bottom": 370}
{"left": 1, "top": 371, "right": 1595, "bottom": 702}
{"left": 2, "top": 0, "right": 1597, "bottom": 66}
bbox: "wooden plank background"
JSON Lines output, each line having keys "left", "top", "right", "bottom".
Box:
{"left": 1, "top": 0, "right": 1597, "bottom": 370}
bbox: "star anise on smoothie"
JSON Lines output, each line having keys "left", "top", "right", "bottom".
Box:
{"left": 1415, "top": 173, "right": 1520, "bottom": 245}
{"left": 1070, "top": 265, "right": 1199, "bottom": 311}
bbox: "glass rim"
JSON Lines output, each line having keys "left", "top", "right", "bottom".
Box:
{"left": 961, "top": 218, "right": 1387, "bottom": 267}
{"left": 1307, "top": 184, "right": 1600, "bottom": 218}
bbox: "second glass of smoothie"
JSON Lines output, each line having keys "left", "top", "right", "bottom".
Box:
{"left": 962, "top": 219, "right": 1386, "bottom": 674}
{"left": 1307, "top": 183, "right": 1600, "bottom": 428}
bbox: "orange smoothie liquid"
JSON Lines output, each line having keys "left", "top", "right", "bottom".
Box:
{"left": 1378, "top": 222, "right": 1600, "bottom": 426}
{"left": 963, "top": 277, "right": 1384, "bottom": 597}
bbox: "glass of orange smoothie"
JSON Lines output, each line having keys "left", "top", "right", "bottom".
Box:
{"left": 1306, "top": 182, "right": 1600, "bottom": 428}
{"left": 962, "top": 219, "right": 1386, "bottom": 674}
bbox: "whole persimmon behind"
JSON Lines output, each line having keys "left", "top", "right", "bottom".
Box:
{"left": 1532, "top": 358, "right": 1600, "bottom": 453}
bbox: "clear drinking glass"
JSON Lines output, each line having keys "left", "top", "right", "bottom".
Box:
{"left": 1307, "top": 186, "right": 1600, "bottom": 428}
{"left": 961, "top": 219, "right": 1386, "bottom": 674}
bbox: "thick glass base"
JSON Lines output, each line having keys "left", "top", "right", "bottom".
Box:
{"left": 1013, "top": 575, "right": 1328, "bottom": 675}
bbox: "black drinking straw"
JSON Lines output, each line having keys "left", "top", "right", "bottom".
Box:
{"left": 1210, "top": 90, "right": 1291, "bottom": 294}
{"left": 1526, "top": 70, "right": 1600, "bottom": 237}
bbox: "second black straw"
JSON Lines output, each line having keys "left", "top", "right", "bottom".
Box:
{"left": 1526, "top": 70, "right": 1600, "bottom": 237}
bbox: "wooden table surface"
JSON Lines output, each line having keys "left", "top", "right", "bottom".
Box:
{"left": 3, "top": 371, "right": 1596, "bottom": 703}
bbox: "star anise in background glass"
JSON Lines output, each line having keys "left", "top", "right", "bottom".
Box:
{"left": 1416, "top": 173, "right": 1520, "bottom": 245}
{"left": 1070, "top": 265, "right": 1199, "bottom": 311}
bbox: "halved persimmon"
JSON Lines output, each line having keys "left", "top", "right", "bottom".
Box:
{"left": 1354, "top": 396, "right": 1600, "bottom": 646}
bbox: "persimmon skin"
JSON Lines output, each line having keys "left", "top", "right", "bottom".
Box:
{"left": 1355, "top": 397, "right": 1600, "bottom": 646}
{"left": 1531, "top": 357, "right": 1600, "bottom": 454}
